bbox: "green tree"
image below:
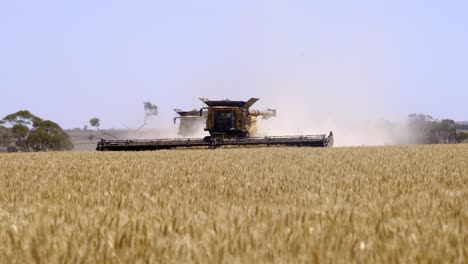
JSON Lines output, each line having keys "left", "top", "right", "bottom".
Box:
{"left": 89, "top": 117, "right": 116, "bottom": 139}
{"left": 89, "top": 117, "right": 100, "bottom": 129}
{"left": 432, "top": 119, "right": 457, "bottom": 143}
{"left": 11, "top": 124, "right": 30, "bottom": 151}
{"left": 407, "top": 114, "right": 434, "bottom": 144}
{"left": 2, "top": 110, "right": 41, "bottom": 151}
{"left": 137, "top": 101, "right": 158, "bottom": 130}
{"left": 0, "top": 125, "right": 12, "bottom": 149}
{"left": 3, "top": 110, "right": 42, "bottom": 128}
{"left": 408, "top": 114, "right": 458, "bottom": 144}
{"left": 144, "top": 101, "right": 158, "bottom": 117}
{"left": 457, "top": 131, "right": 468, "bottom": 142}
{"left": 2, "top": 110, "right": 73, "bottom": 152}
{"left": 28, "top": 120, "right": 73, "bottom": 151}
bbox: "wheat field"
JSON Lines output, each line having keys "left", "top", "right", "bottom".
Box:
{"left": 0, "top": 145, "right": 467, "bottom": 263}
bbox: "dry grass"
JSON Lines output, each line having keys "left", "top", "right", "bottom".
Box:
{"left": 0, "top": 145, "right": 467, "bottom": 263}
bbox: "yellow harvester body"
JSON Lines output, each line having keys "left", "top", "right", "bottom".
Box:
{"left": 202, "top": 98, "right": 275, "bottom": 138}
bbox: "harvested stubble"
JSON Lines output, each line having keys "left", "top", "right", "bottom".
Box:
{"left": 0, "top": 145, "right": 467, "bottom": 263}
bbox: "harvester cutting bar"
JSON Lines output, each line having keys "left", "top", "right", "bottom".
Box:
{"left": 96, "top": 138, "right": 208, "bottom": 151}
{"left": 214, "top": 134, "right": 333, "bottom": 148}
{"left": 96, "top": 134, "right": 333, "bottom": 151}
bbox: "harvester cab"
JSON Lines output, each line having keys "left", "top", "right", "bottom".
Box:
{"left": 200, "top": 98, "right": 276, "bottom": 139}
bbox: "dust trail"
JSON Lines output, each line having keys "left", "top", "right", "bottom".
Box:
{"left": 250, "top": 61, "right": 402, "bottom": 146}
{"left": 119, "top": 59, "right": 402, "bottom": 145}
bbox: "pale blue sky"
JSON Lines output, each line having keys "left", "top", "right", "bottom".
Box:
{"left": 1, "top": 0, "right": 467, "bottom": 129}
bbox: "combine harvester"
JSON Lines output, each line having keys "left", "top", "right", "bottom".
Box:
{"left": 96, "top": 98, "right": 333, "bottom": 151}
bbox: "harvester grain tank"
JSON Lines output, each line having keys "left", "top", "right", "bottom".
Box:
{"left": 173, "top": 109, "right": 207, "bottom": 137}
{"left": 96, "top": 98, "right": 333, "bottom": 150}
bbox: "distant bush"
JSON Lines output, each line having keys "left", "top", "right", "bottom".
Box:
{"left": 457, "top": 131, "right": 468, "bottom": 143}
{"left": 456, "top": 124, "right": 468, "bottom": 130}
{"left": 7, "top": 146, "right": 18, "bottom": 153}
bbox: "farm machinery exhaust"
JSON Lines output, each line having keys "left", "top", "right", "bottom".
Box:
{"left": 96, "top": 98, "right": 333, "bottom": 151}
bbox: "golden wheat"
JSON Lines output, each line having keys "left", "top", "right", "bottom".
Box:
{"left": 0, "top": 145, "right": 467, "bottom": 263}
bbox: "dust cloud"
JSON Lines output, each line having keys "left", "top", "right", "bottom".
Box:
{"left": 119, "top": 90, "right": 406, "bottom": 146}
{"left": 120, "top": 104, "right": 408, "bottom": 146}
{"left": 127, "top": 70, "right": 407, "bottom": 146}
{"left": 118, "top": 56, "right": 407, "bottom": 146}
{"left": 246, "top": 61, "right": 405, "bottom": 146}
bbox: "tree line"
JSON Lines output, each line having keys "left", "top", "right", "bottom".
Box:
{"left": 0, "top": 108, "right": 466, "bottom": 152}
{"left": 407, "top": 114, "right": 467, "bottom": 144}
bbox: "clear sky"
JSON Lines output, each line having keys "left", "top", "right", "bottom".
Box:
{"left": 1, "top": 0, "right": 467, "bottom": 129}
